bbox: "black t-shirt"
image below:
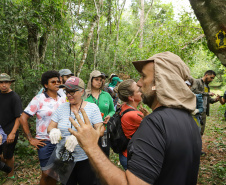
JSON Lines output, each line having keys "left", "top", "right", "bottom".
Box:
{"left": 0, "top": 91, "right": 23, "bottom": 134}
{"left": 127, "top": 107, "right": 202, "bottom": 185}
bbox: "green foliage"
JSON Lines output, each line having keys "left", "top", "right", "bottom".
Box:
{"left": 15, "top": 138, "right": 36, "bottom": 157}
{"left": 0, "top": 0, "right": 225, "bottom": 106}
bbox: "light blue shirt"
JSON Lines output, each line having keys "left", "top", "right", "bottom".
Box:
{"left": 51, "top": 102, "right": 102, "bottom": 162}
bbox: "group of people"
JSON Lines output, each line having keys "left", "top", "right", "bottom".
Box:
{"left": 0, "top": 51, "right": 225, "bottom": 185}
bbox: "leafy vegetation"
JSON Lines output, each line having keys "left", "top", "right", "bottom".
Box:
{"left": 0, "top": 0, "right": 225, "bottom": 184}
{"left": 0, "top": 0, "right": 225, "bottom": 107}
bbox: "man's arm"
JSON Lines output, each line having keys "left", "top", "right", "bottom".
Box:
{"left": 209, "top": 97, "right": 218, "bottom": 104}
{"left": 7, "top": 117, "right": 20, "bottom": 144}
{"left": 19, "top": 112, "right": 46, "bottom": 149}
{"left": 217, "top": 94, "right": 226, "bottom": 105}
{"left": 68, "top": 109, "right": 150, "bottom": 185}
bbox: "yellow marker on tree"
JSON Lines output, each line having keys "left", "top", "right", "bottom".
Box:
{"left": 216, "top": 30, "right": 226, "bottom": 49}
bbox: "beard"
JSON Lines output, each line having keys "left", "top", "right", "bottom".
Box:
{"left": 142, "top": 92, "right": 155, "bottom": 108}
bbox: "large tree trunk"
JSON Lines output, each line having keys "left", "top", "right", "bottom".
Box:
{"left": 189, "top": 0, "right": 226, "bottom": 66}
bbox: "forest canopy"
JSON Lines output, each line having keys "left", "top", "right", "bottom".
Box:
{"left": 0, "top": 0, "right": 225, "bottom": 106}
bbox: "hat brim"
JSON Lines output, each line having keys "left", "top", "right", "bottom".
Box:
{"left": 0, "top": 79, "right": 15, "bottom": 82}
{"left": 59, "top": 84, "right": 83, "bottom": 90}
{"left": 61, "top": 73, "right": 74, "bottom": 76}
{"left": 93, "top": 74, "right": 105, "bottom": 79}
{"left": 132, "top": 60, "right": 154, "bottom": 73}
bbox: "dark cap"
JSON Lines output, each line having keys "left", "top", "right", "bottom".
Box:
{"left": 101, "top": 72, "right": 108, "bottom": 78}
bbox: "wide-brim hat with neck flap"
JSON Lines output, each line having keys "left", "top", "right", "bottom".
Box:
{"left": 132, "top": 51, "right": 196, "bottom": 112}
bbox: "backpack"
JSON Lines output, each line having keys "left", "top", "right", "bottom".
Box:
{"left": 108, "top": 107, "right": 135, "bottom": 154}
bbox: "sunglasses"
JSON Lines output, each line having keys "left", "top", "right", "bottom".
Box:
{"left": 50, "top": 80, "right": 61, "bottom": 85}
{"left": 63, "top": 89, "right": 80, "bottom": 96}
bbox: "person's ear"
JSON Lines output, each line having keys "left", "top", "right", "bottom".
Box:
{"left": 81, "top": 89, "right": 85, "bottom": 95}
{"left": 128, "top": 96, "right": 134, "bottom": 102}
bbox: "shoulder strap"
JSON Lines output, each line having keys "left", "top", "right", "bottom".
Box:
{"left": 121, "top": 108, "right": 136, "bottom": 117}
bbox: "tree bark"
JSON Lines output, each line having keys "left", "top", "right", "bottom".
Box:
{"left": 139, "top": 0, "right": 144, "bottom": 48}
{"left": 123, "top": 0, "right": 153, "bottom": 55}
{"left": 189, "top": 0, "right": 226, "bottom": 66}
{"left": 39, "top": 31, "right": 49, "bottom": 64}
{"left": 77, "top": 16, "right": 98, "bottom": 77}
{"left": 93, "top": 17, "right": 100, "bottom": 70}
{"left": 113, "top": 0, "right": 126, "bottom": 68}
{"left": 27, "top": 23, "right": 40, "bottom": 69}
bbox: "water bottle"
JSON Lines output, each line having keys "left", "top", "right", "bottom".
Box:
{"left": 102, "top": 130, "right": 107, "bottom": 147}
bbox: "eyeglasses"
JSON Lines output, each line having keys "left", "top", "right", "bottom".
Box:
{"left": 50, "top": 80, "right": 61, "bottom": 85}
{"left": 63, "top": 89, "right": 80, "bottom": 96}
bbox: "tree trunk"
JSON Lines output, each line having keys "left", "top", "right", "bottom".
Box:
{"left": 93, "top": 17, "right": 100, "bottom": 70}
{"left": 123, "top": 0, "right": 153, "bottom": 55}
{"left": 113, "top": 0, "right": 126, "bottom": 68}
{"left": 189, "top": 0, "right": 226, "bottom": 66}
{"left": 39, "top": 31, "right": 49, "bottom": 64}
{"left": 27, "top": 23, "right": 40, "bottom": 70}
{"left": 139, "top": 0, "right": 144, "bottom": 48}
{"left": 77, "top": 17, "right": 98, "bottom": 77}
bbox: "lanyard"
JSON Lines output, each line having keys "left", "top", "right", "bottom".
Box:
{"left": 69, "top": 99, "right": 83, "bottom": 129}
{"left": 91, "top": 91, "right": 101, "bottom": 106}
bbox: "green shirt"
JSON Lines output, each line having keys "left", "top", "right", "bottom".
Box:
{"left": 85, "top": 90, "right": 115, "bottom": 120}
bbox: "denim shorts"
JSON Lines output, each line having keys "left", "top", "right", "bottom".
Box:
{"left": 37, "top": 140, "right": 56, "bottom": 169}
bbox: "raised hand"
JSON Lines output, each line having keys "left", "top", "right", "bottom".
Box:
{"left": 68, "top": 108, "right": 103, "bottom": 152}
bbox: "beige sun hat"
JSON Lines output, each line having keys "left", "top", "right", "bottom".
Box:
{"left": 132, "top": 51, "right": 196, "bottom": 112}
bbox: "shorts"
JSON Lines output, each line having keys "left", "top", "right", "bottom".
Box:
{"left": 0, "top": 134, "right": 18, "bottom": 159}
{"left": 37, "top": 140, "right": 56, "bottom": 170}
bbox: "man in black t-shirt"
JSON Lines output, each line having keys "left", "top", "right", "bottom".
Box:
{"left": 0, "top": 73, "right": 23, "bottom": 180}
{"left": 68, "top": 52, "right": 202, "bottom": 185}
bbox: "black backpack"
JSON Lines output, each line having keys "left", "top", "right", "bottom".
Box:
{"left": 108, "top": 107, "right": 135, "bottom": 154}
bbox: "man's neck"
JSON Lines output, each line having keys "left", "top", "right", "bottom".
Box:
{"left": 150, "top": 98, "right": 162, "bottom": 111}
{"left": 202, "top": 77, "right": 206, "bottom": 83}
{"left": 1, "top": 89, "right": 12, "bottom": 94}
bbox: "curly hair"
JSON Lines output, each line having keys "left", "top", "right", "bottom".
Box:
{"left": 41, "top": 70, "right": 60, "bottom": 91}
